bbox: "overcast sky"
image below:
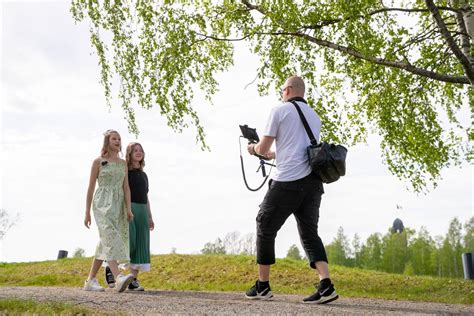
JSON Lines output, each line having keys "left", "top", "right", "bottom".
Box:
{"left": 0, "top": 1, "right": 472, "bottom": 263}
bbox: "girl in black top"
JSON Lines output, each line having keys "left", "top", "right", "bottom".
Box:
{"left": 124, "top": 142, "right": 154, "bottom": 290}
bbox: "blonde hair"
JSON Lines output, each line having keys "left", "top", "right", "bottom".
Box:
{"left": 101, "top": 129, "right": 121, "bottom": 158}
{"left": 126, "top": 142, "right": 145, "bottom": 171}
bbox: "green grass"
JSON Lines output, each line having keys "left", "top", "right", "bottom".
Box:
{"left": 0, "top": 298, "right": 99, "bottom": 314}
{"left": 0, "top": 254, "right": 473, "bottom": 304}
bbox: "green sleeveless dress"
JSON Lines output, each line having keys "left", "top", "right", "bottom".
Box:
{"left": 92, "top": 160, "right": 130, "bottom": 263}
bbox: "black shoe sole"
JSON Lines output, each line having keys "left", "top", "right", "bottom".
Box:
{"left": 105, "top": 267, "right": 115, "bottom": 288}
{"left": 303, "top": 294, "right": 339, "bottom": 304}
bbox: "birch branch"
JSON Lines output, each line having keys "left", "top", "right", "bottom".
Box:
{"left": 296, "top": 32, "right": 469, "bottom": 85}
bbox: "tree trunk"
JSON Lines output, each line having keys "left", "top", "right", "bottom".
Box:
{"left": 426, "top": 0, "right": 474, "bottom": 85}
{"left": 461, "top": 1, "right": 474, "bottom": 37}
{"left": 459, "top": 0, "right": 474, "bottom": 66}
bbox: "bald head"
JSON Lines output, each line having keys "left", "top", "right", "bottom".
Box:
{"left": 282, "top": 75, "right": 305, "bottom": 101}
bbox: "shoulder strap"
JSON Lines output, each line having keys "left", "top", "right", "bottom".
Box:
{"left": 290, "top": 101, "right": 318, "bottom": 146}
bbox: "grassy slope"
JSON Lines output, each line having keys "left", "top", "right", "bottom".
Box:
{"left": 0, "top": 299, "right": 99, "bottom": 314}
{"left": 0, "top": 254, "right": 472, "bottom": 304}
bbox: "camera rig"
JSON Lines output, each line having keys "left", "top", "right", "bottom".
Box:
{"left": 239, "top": 124, "right": 259, "bottom": 143}
{"left": 239, "top": 124, "right": 275, "bottom": 191}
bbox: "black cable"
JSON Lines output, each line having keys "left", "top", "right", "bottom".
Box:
{"left": 239, "top": 136, "right": 274, "bottom": 191}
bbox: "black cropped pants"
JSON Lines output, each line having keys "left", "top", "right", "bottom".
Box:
{"left": 256, "top": 172, "right": 327, "bottom": 268}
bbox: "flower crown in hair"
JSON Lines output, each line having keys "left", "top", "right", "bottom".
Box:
{"left": 103, "top": 129, "right": 117, "bottom": 136}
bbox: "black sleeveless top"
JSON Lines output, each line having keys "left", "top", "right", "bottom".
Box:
{"left": 128, "top": 169, "right": 149, "bottom": 204}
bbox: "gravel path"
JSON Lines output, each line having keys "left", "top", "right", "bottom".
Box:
{"left": 0, "top": 287, "right": 472, "bottom": 315}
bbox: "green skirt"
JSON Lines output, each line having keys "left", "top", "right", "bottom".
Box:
{"left": 129, "top": 202, "right": 150, "bottom": 271}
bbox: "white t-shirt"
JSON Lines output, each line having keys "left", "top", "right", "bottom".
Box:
{"left": 264, "top": 99, "right": 321, "bottom": 181}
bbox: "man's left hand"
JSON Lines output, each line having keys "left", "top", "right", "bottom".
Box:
{"left": 247, "top": 144, "right": 257, "bottom": 156}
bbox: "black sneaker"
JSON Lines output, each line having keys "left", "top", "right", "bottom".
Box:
{"left": 104, "top": 266, "right": 115, "bottom": 288}
{"left": 303, "top": 282, "right": 338, "bottom": 304}
{"left": 245, "top": 281, "right": 273, "bottom": 300}
{"left": 128, "top": 278, "right": 144, "bottom": 291}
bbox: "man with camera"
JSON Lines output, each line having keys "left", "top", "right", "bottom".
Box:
{"left": 245, "top": 75, "right": 338, "bottom": 304}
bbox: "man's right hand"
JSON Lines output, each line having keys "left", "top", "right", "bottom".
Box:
{"left": 264, "top": 151, "right": 275, "bottom": 160}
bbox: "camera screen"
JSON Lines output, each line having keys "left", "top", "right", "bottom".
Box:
{"left": 239, "top": 125, "right": 260, "bottom": 142}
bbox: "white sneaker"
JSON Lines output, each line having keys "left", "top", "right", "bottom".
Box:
{"left": 84, "top": 278, "right": 105, "bottom": 291}
{"left": 116, "top": 273, "right": 134, "bottom": 293}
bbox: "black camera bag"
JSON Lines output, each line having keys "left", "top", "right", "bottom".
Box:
{"left": 291, "top": 101, "right": 347, "bottom": 183}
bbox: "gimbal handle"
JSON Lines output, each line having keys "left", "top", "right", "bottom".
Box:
{"left": 258, "top": 159, "right": 266, "bottom": 177}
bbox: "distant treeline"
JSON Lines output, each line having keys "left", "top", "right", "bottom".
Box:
{"left": 325, "top": 217, "right": 473, "bottom": 278}
{"left": 201, "top": 217, "right": 473, "bottom": 279}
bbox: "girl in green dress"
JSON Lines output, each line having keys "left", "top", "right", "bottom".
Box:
{"left": 83, "top": 129, "right": 135, "bottom": 293}
{"left": 124, "top": 142, "right": 154, "bottom": 291}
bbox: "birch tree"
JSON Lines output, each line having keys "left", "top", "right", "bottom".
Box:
{"left": 0, "top": 209, "right": 19, "bottom": 240}
{"left": 70, "top": 0, "right": 474, "bottom": 191}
